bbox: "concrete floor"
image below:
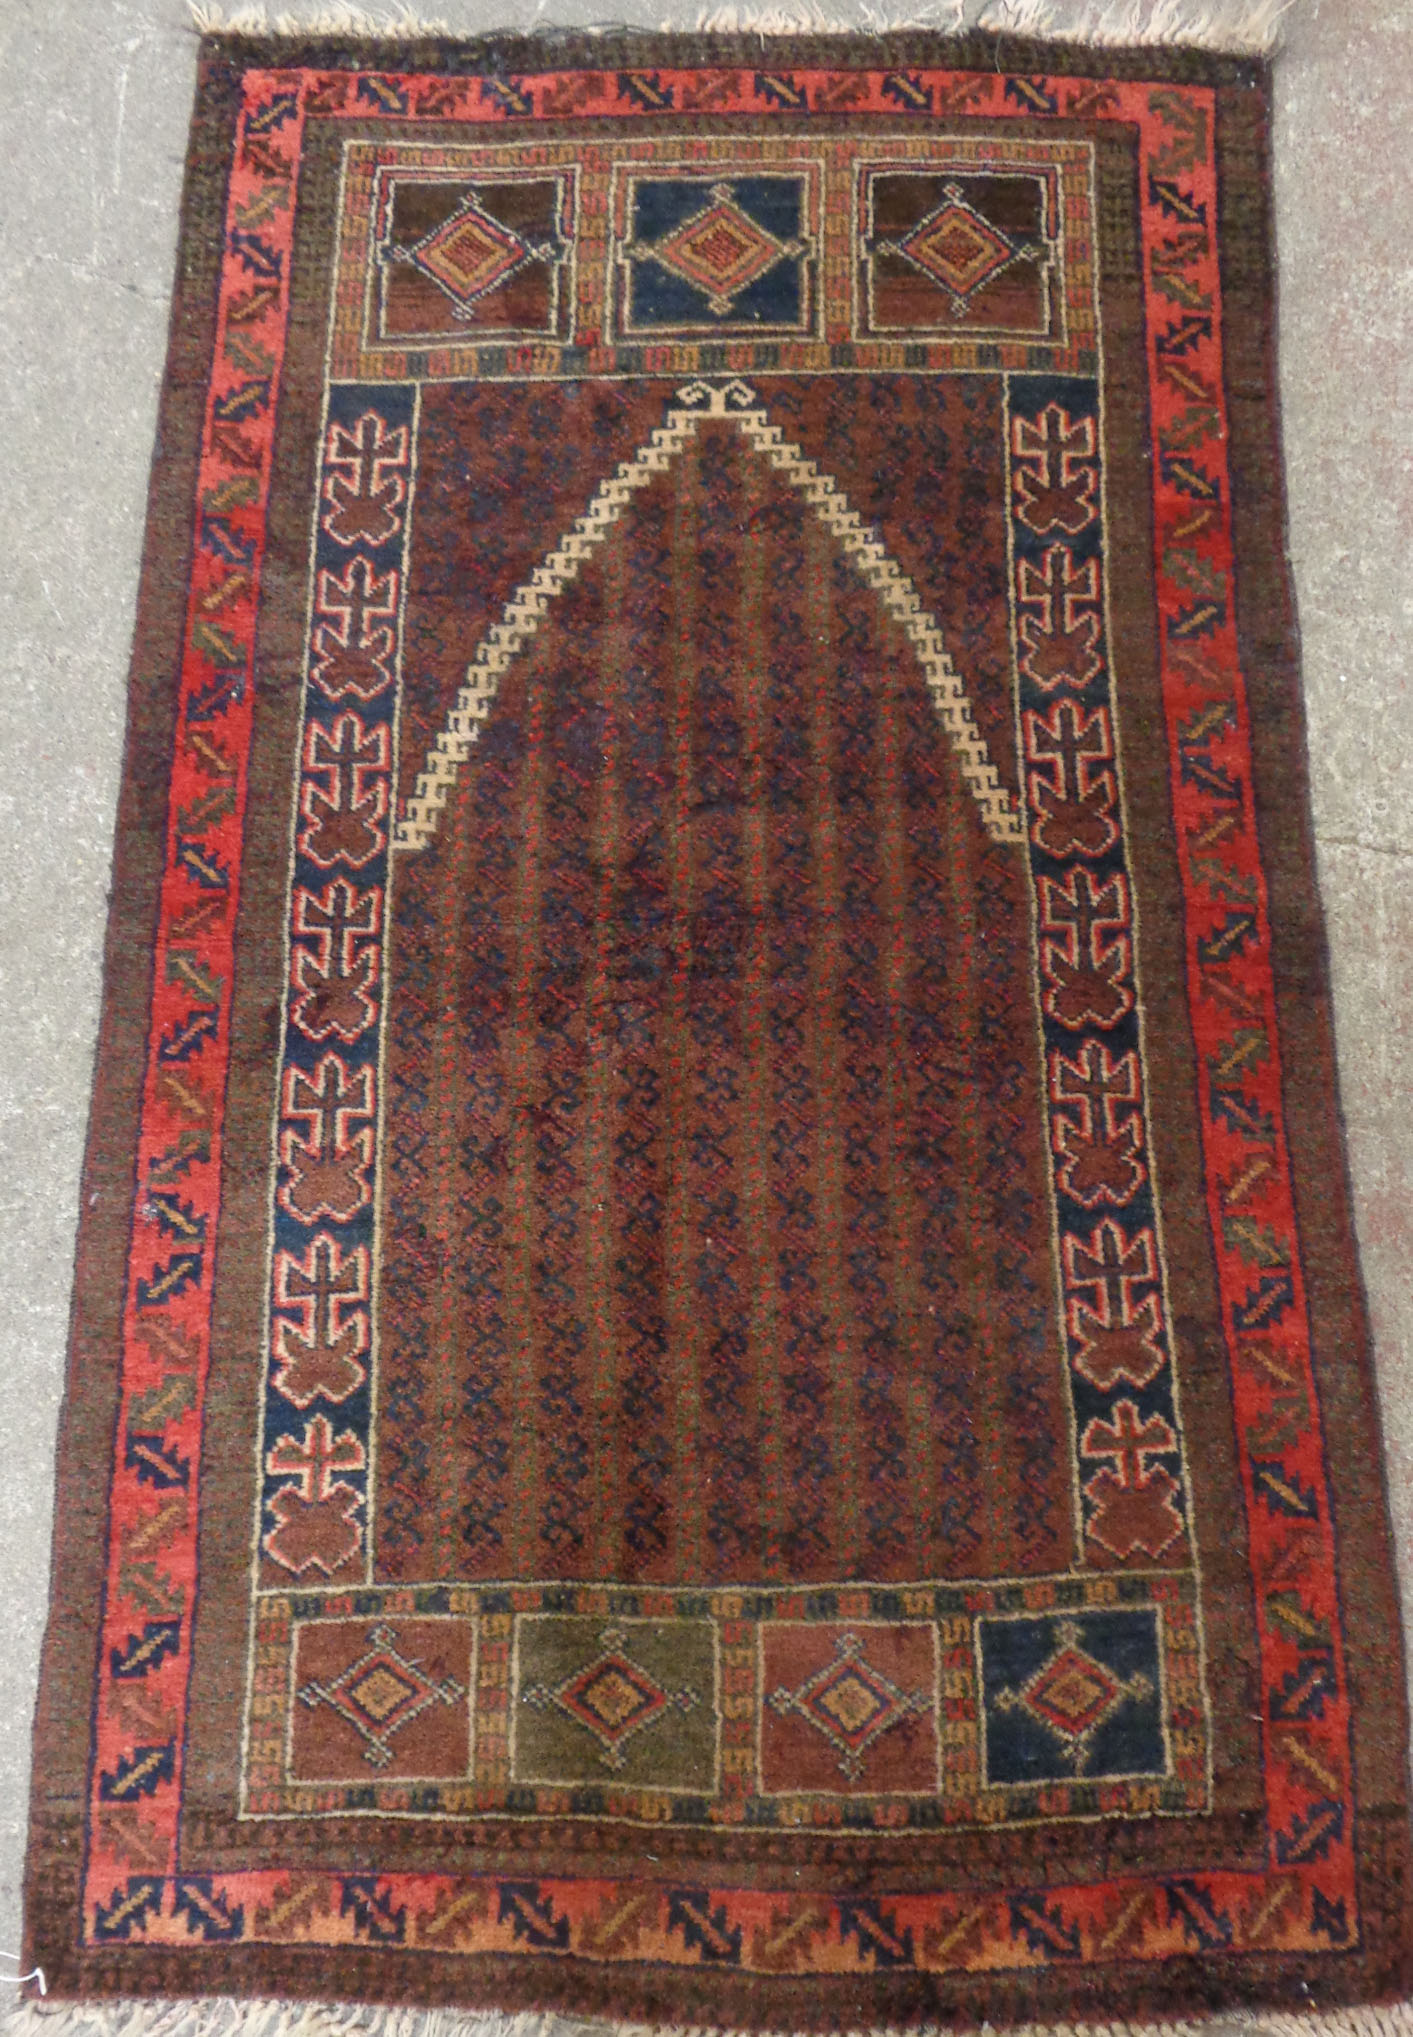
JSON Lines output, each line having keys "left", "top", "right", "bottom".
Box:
{"left": 1, "top": 0, "right": 1409, "bottom": 1984}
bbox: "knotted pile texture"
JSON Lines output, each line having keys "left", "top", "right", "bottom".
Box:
{"left": 22, "top": 27, "right": 1412, "bottom": 2035}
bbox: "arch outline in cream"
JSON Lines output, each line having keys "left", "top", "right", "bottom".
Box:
{"left": 392, "top": 377, "right": 1024, "bottom": 853}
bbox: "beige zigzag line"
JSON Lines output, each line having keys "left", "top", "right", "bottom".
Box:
{"left": 392, "top": 378, "right": 1024, "bottom": 853}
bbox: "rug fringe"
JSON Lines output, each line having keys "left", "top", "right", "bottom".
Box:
{"left": 694, "top": 0, "right": 967, "bottom": 31}
{"left": 188, "top": 3, "right": 461, "bottom": 33}
{"left": 698, "top": 0, "right": 1292, "bottom": 46}
{"left": 186, "top": 0, "right": 1295, "bottom": 51}
{"left": 975, "top": 0, "right": 1293, "bottom": 45}
{"left": 6, "top": 1999, "right": 1413, "bottom": 2037}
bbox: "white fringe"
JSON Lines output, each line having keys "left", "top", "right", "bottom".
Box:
{"left": 700, "top": 0, "right": 1295, "bottom": 46}
{"left": 188, "top": 3, "right": 459, "bottom": 33}
{"left": 5, "top": 1998, "right": 1413, "bottom": 2037}
{"left": 187, "top": 0, "right": 1296, "bottom": 50}
{"left": 696, "top": 0, "right": 968, "bottom": 31}
{"left": 973, "top": 0, "right": 1293, "bottom": 46}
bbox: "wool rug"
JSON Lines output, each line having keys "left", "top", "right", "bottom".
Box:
{"left": 20, "top": 23, "right": 1413, "bottom": 2034}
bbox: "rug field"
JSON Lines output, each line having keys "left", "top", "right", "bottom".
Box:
{"left": 21, "top": 27, "right": 1413, "bottom": 2031}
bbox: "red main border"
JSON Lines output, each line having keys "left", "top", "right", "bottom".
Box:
{"left": 80, "top": 60, "right": 1357, "bottom": 1976}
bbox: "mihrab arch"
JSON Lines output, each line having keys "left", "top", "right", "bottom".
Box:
{"left": 392, "top": 378, "right": 1024, "bottom": 853}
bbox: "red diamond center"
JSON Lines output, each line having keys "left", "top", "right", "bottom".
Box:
{"left": 1023, "top": 1646, "right": 1122, "bottom": 1740}
{"left": 413, "top": 207, "right": 530, "bottom": 304}
{"left": 900, "top": 203, "right": 1015, "bottom": 298}
{"left": 655, "top": 200, "right": 784, "bottom": 299}
{"left": 557, "top": 1654, "right": 668, "bottom": 1743}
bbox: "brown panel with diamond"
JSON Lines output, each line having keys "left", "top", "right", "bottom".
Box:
{"left": 759, "top": 1623, "right": 939, "bottom": 1795}
{"left": 289, "top": 1618, "right": 474, "bottom": 1782}
{"left": 377, "top": 173, "right": 576, "bottom": 342}
{"left": 856, "top": 167, "right": 1060, "bottom": 341}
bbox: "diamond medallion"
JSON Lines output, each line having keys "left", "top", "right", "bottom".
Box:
{"left": 521, "top": 1624, "right": 701, "bottom": 1771}
{"left": 649, "top": 188, "right": 797, "bottom": 315}
{"left": 399, "top": 193, "right": 545, "bottom": 315}
{"left": 296, "top": 1622, "right": 466, "bottom": 1768}
{"left": 897, "top": 193, "right": 1019, "bottom": 308}
{"left": 768, "top": 1631, "right": 933, "bottom": 1782}
{"left": 991, "top": 1616, "right": 1157, "bottom": 1774}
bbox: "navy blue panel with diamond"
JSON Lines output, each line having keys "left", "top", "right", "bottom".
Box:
{"left": 978, "top": 1607, "right": 1166, "bottom": 1787}
{"left": 617, "top": 174, "right": 814, "bottom": 338}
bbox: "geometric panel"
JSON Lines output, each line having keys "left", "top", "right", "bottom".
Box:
{"left": 376, "top": 172, "right": 574, "bottom": 342}
{"left": 858, "top": 167, "right": 1057, "bottom": 340}
{"left": 243, "top": 1576, "right": 1208, "bottom": 1829}
{"left": 289, "top": 1619, "right": 473, "bottom": 1780}
{"left": 760, "top": 1623, "right": 939, "bottom": 1796}
{"left": 513, "top": 1616, "right": 718, "bottom": 1791}
{"left": 977, "top": 1607, "right": 1166, "bottom": 1786}
{"left": 613, "top": 170, "right": 817, "bottom": 339}
{"left": 333, "top": 135, "right": 1098, "bottom": 385}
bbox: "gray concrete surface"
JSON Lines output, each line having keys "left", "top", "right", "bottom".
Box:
{"left": 1, "top": 0, "right": 1409, "bottom": 1982}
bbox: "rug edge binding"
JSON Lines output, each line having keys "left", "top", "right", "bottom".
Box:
{"left": 4, "top": 2001, "right": 1413, "bottom": 2037}
{"left": 184, "top": 0, "right": 1294, "bottom": 55}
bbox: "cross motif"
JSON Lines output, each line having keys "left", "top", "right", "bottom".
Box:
{"left": 278, "top": 1052, "right": 375, "bottom": 1224}
{"left": 321, "top": 412, "right": 410, "bottom": 547}
{"left": 1024, "top": 700, "right": 1118, "bottom": 858}
{"left": 312, "top": 557, "right": 400, "bottom": 701}
{"left": 272, "top": 1233, "right": 370, "bottom": 1408}
{"left": 263, "top": 1413, "right": 366, "bottom": 1577}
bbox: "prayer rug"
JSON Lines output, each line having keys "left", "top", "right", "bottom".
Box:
{"left": 23, "top": 26, "right": 1413, "bottom": 2033}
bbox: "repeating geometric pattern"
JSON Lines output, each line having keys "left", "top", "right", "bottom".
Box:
{"left": 68, "top": 54, "right": 1367, "bottom": 1999}
{"left": 331, "top": 132, "right": 1094, "bottom": 386}
{"left": 382, "top": 383, "right": 1095, "bottom": 1603}
{"left": 258, "top": 382, "right": 414, "bottom": 1584}
{"left": 245, "top": 1580, "right": 1204, "bottom": 1827}
{"left": 1007, "top": 375, "right": 1189, "bottom": 1568}
{"left": 393, "top": 378, "right": 1021, "bottom": 851}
